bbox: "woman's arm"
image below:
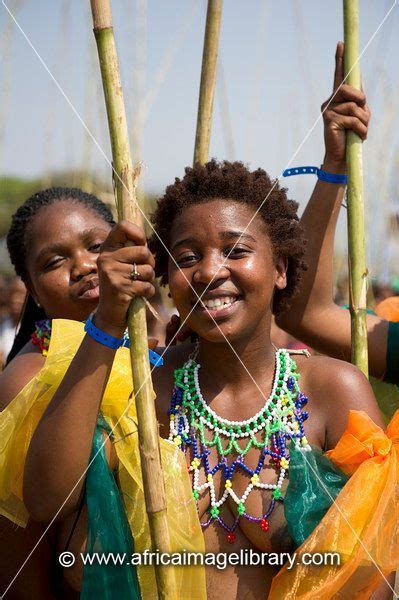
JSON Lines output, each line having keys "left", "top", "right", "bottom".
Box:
{"left": 276, "top": 43, "right": 388, "bottom": 377}
{"left": 23, "top": 221, "right": 155, "bottom": 522}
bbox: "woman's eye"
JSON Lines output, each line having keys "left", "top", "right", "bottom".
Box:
{"left": 224, "top": 246, "right": 250, "bottom": 258}
{"left": 44, "top": 257, "right": 63, "bottom": 270}
{"left": 89, "top": 242, "right": 102, "bottom": 252}
{"left": 176, "top": 253, "right": 198, "bottom": 266}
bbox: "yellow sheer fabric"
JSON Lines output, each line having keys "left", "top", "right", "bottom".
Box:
{"left": 2, "top": 319, "right": 398, "bottom": 599}
{"left": 0, "top": 319, "right": 206, "bottom": 600}
{"left": 268, "top": 410, "right": 399, "bottom": 599}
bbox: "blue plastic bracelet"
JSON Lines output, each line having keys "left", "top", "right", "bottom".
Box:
{"left": 317, "top": 168, "right": 348, "bottom": 184}
{"left": 84, "top": 314, "right": 124, "bottom": 349}
{"left": 148, "top": 348, "right": 164, "bottom": 367}
{"left": 84, "top": 314, "right": 164, "bottom": 366}
{"left": 282, "top": 166, "right": 347, "bottom": 185}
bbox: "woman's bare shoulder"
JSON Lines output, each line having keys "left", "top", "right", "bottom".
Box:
{"left": 296, "top": 353, "right": 385, "bottom": 448}
{"left": 0, "top": 342, "right": 45, "bottom": 411}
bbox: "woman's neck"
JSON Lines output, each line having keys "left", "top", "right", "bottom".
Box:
{"left": 196, "top": 331, "right": 276, "bottom": 393}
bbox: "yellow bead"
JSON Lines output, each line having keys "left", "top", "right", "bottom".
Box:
{"left": 280, "top": 458, "right": 289, "bottom": 470}
{"left": 225, "top": 479, "right": 232, "bottom": 489}
{"left": 301, "top": 436, "right": 308, "bottom": 446}
{"left": 173, "top": 435, "right": 182, "bottom": 446}
{"left": 292, "top": 422, "right": 299, "bottom": 431}
{"left": 207, "top": 474, "right": 213, "bottom": 482}
{"left": 250, "top": 474, "right": 259, "bottom": 484}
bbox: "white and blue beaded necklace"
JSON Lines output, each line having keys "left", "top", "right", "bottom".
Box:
{"left": 168, "top": 343, "right": 311, "bottom": 544}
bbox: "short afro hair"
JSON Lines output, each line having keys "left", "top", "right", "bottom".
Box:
{"left": 150, "top": 160, "right": 307, "bottom": 315}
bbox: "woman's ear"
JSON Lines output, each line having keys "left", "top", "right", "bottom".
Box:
{"left": 274, "top": 256, "right": 288, "bottom": 290}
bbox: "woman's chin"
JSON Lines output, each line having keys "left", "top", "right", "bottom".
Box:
{"left": 195, "top": 324, "right": 240, "bottom": 345}
{"left": 51, "top": 300, "right": 99, "bottom": 323}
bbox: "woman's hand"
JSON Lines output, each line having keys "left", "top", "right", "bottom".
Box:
{"left": 95, "top": 221, "right": 156, "bottom": 336}
{"left": 322, "top": 42, "right": 370, "bottom": 170}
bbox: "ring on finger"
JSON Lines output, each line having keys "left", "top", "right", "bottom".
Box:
{"left": 131, "top": 262, "right": 140, "bottom": 281}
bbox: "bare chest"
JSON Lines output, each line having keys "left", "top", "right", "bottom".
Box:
{"left": 163, "top": 349, "right": 324, "bottom": 554}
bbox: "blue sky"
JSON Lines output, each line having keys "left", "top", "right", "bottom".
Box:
{"left": 1, "top": 1, "right": 399, "bottom": 275}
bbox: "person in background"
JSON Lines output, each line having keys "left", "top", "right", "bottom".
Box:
{"left": 0, "top": 277, "right": 26, "bottom": 367}
{"left": 275, "top": 43, "right": 399, "bottom": 393}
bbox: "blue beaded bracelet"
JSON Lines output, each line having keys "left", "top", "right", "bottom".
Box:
{"left": 84, "top": 314, "right": 124, "bottom": 349}
{"left": 84, "top": 314, "right": 164, "bottom": 366}
{"left": 282, "top": 165, "right": 347, "bottom": 185}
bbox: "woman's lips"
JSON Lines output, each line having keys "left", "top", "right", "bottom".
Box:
{"left": 193, "top": 296, "right": 241, "bottom": 320}
{"left": 79, "top": 285, "right": 100, "bottom": 300}
{"left": 78, "top": 278, "right": 100, "bottom": 300}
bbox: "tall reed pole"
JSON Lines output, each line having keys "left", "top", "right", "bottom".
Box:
{"left": 89, "top": 2, "right": 176, "bottom": 597}
{"left": 343, "top": 0, "right": 369, "bottom": 377}
{"left": 193, "top": 0, "right": 223, "bottom": 165}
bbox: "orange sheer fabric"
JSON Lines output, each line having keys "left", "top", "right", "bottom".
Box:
{"left": 268, "top": 410, "right": 399, "bottom": 599}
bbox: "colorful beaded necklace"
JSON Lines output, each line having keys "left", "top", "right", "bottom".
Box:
{"left": 31, "top": 319, "right": 52, "bottom": 356}
{"left": 168, "top": 344, "right": 310, "bottom": 544}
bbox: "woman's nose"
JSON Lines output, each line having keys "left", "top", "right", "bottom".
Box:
{"left": 192, "top": 254, "right": 230, "bottom": 284}
{"left": 71, "top": 252, "right": 97, "bottom": 281}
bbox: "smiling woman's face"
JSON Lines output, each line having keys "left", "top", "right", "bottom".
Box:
{"left": 168, "top": 199, "right": 287, "bottom": 344}
{"left": 25, "top": 200, "right": 112, "bottom": 321}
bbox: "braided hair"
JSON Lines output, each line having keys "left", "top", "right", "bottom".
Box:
{"left": 6, "top": 187, "right": 115, "bottom": 363}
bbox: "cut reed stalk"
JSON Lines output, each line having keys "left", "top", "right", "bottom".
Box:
{"left": 90, "top": 1, "right": 176, "bottom": 596}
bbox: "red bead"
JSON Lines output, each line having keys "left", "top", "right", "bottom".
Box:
{"left": 227, "top": 532, "right": 236, "bottom": 544}
{"left": 260, "top": 519, "right": 269, "bottom": 531}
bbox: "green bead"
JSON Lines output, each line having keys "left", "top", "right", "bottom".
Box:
{"left": 245, "top": 425, "right": 251, "bottom": 432}
{"left": 236, "top": 427, "right": 242, "bottom": 434}
{"left": 193, "top": 490, "right": 199, "bottom": 500}
{"left": 273, "top": 488, "right": 282, "bottom": 500}
{"left": 221, "top": 424, "right": 227, "bottom": 431}
{"left": 237, "top": 502, "right": 245, "bottom": 516}
{"left": 210, "top": 506, "right": 220, "bottom": 518}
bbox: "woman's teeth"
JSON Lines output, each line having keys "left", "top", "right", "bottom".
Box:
{"left": 202, "top": 296, "right": 236, "bottom": 310}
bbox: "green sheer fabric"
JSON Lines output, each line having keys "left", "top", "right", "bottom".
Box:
{"left": 385, "top": 320, "right": 399, "bottom": 385}
{"left": 284, "top": 443, "right": 349, "bottom": 548}
{"left": 81, "top": 414, "right": 141, "bottom": 599}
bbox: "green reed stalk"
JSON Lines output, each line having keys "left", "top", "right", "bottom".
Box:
{"left": 90, "top": 1, "right": 176, "bottom": 596}
{"left": 343, "top": 0, "right": 369, "bottom": 377}
{"left": 193, "top": 0, "right": 223, "bottom": 165}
